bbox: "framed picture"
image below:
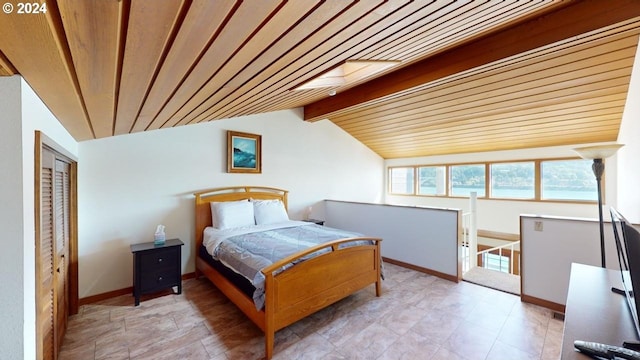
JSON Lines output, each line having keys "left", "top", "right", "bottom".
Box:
{"left": 227, "top": 130, "right": 262, "bottom": 173}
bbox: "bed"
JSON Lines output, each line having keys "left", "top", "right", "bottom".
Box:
{"left": 194, "top": 186, "right": 382, "bottom": 359}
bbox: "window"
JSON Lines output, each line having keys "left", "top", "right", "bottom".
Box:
{"left": 450, "top": 164, "right": 485, "bottom": 197}
{"left": 418, "top": 166, "right": 446, "bottom": 195}
{"left": 387, "top": 157, "right": 598, "bottom": 202}
{"left": 490, "top": 162, "right": 535, "bottom": 199}
{"left": 389, "top": 167, "right": 414, "bottom": 194}
{"left": 541, "top": 159, "right": 597, "bottom": 201}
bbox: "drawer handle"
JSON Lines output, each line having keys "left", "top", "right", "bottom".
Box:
{"left": 158, "top": 258, "right": 163, "bottom": 263}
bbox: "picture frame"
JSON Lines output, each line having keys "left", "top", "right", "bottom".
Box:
{"left": 227, "top": 130, "right": 262, "bottom": 173}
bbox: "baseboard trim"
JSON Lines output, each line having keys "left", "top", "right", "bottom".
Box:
{"left": 383, "top": 257, "right": 459, "bottom": 283}
{"left": 79, "top": 287, "right": 132, "bottom": 306}
{"left": 79, "top": 272, "right": 196, "bottom": 306}
{"left": 520, "top": 293, "right": 566, "bottom": 314}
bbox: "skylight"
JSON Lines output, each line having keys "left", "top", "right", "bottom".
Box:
{"left": 294, "top": 60, "right": 400, "bottom": 90}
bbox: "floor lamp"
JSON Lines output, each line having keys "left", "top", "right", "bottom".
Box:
{"left": 573, "top": 144, "right": 624, "bottom": 268}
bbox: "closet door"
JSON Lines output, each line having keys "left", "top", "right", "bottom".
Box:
{"left": 38, "top": 148, "right": 71, "bottom": 360}
{"left": 39, "top": 149, "right": 56, "bottom": 360}
{"left": 54, "top": 158, "right": 70, "bottom": 349}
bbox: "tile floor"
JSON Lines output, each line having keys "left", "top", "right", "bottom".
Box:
{"left": 59, "top": 263, "right": 563, "bottom": 360}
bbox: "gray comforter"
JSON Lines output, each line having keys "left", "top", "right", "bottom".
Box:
{"left": 212, "top": 223, "right": 370, "bottom": 309}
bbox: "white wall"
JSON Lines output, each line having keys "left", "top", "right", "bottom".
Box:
{"left": 617, "top": 37, "right": 640, "bottom": 223}
{"left": 77, "top": 109, "right": 383, "bottom": 298}
{"left": 385, "top": 145, "right": 617, "bottom": 234}
{"left": 0, "top": 76, "right": 78, "bottom": 360}
{"left": 520, "top": 215, "right": 619, "bottom": 307}
{"left": 325, "top": 200, "right": 460, "bottom": 279}
{"left": 20, "top": 78, "right": 78, "bottom": 360}
{"left": 0, "top": 76, "right": 26, "bottom": 360}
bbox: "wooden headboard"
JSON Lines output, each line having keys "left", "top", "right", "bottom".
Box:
{"left": 193, "top": 186, "right": 289, "bottom": 251}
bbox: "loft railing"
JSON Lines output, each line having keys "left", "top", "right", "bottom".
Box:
{"left": 477, "top": 241, "right": 520, "bottom": 275}
{"left": 461, "top": 192, "right": 478, "bottom": 273}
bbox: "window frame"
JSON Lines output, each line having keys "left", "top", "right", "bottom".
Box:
{"left": 387, "top": 157, "right": 599, "bottom": 203}
{"left": 417, "top": 165, "right": 447, "bottom": 196}
{"left": 449, "top": 163, "right": 487, "bottom": 198}
{"left": 489, "top": 161, "right": 536, "bottom": 200}
{"left": 388, "top": 166, "right": 416, "bottom": 195}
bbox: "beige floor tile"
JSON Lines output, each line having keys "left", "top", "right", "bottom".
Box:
{"left": 376, "top": 330, "right": 440, "bottom": 360}
{"left": 486, "top": 340, "right": 540, "bottom": 360}
{"left": 442, "top": 320, "right": 499, "bottom": 360}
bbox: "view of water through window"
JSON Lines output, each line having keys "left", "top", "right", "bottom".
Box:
{"left": 393, "top": 158, "right": 598, "bottom": 201}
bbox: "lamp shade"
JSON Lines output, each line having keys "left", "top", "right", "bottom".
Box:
{"left": 573, "top": 144, "right": 624, "bottom": 160}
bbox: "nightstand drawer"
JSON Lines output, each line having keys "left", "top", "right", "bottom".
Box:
{"left": 140, "top": 268, "right": 179, "bottom": 292}
{"left": 139, "top": 248, "right": 178, "bottom": 270}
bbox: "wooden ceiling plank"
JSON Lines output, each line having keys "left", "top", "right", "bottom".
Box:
{"left": 192, "top": 0, "right": 413, "bottom": 122}
{"left": 342, "top": 97, "right": 627, "bottom": 138}
{"left": 345, "top": 87, "right": 624, "bottom": 143}
{"left": 284, "top": 2, "right": 556, "bottom": 112}
{"left": 58, "top": 0, "right": 125, "bottom": 138}
{"left": 361, "top": 116, "right": 623, "bottom": 146}
{"left": 132, "top": 0, "right": 239, "bottom": 133}
{"left": 380, "top": 132, "right": 620, "bottom": 158}
{"left": 197, "top": 0, "right": 431, "bottom": 122}
{"left": 342, "top": 90, "right": 628, "bottom": 144}
{"left": 375, "top": 128, "right": 622, "bottom": 155}
{"left": 0, "top": 0, "right": 94, "bottom": 140}
{"left": 226, "top": 1, "right": 520, "bottom": 120}
{"left": 114, "top": 0, "right": 187, "bottom": 136}
{"left": 356, "top": 106, "right": 626, "bottom": 144}
{"left": 371, "top": 1, "right": 537, "bottom": 61}
{"left": 285, "top": 20, "right": 638, "bottom": 124}
{"left": 374, "top": 125, "right": 622, "bottom": 153}
{"left": 377, "top": 115, "right": 623, "bottom": 140}
{"left": 324, "top": 0, "right": 481, "bottom": 83}
{"left": 145, "top": 0, "right": 283, "bottom": 130}
{"left": 340, "top": 73, "right": 632, "bottom": 138}
{"left": 303, "top": 0, "right": 640, "bottom": 121}
{"left": 331, "top": 29, "right": 640, "bottom": 124}
{"left": 167, "top": 0, "right": 324, "bottom": 127}
{"left": 338, "top": 70, "right": 632, "bottom": 135}
{"left": 176, "top": 0, "right": 363, "bottom": 126}
{"left": 328, "top": 24, "right": 639, "bottom": 123}
{"left": 335, "top": 54, "right": 635, "bottom": 130}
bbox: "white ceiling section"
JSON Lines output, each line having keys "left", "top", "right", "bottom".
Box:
{"left": 0, "top": 0, "right": 638, "bottom": 158}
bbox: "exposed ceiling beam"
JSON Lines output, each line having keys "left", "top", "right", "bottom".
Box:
{"left": 303, "top": 0, "right": 640, "bottom": 122}
{"left": 0, "top": 51, "right": 17, "bottom": 75}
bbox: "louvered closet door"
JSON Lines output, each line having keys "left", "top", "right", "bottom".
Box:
{"left": 40, "top": 150, "right": 56, "bottom": 360}
{"left": 54, "top": 159, "right": 70, "bottom": 350}
{"left": 39, "top": 149, "right": 70, "bottom": 360}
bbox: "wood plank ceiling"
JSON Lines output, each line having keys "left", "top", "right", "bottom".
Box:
{"left": 0, "top": 0, "right": 638, "bottom": 158}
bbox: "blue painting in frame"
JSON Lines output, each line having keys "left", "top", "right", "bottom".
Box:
{"left": 227, "top": 130, "right": 262, "bottom": 173}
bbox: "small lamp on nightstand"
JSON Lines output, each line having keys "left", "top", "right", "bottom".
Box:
{"left": 573, "top": 143, "right": 624, "bottom": 268}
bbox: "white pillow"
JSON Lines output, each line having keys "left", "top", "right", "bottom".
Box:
{"left": 252, "top": 199, "right": 289, "bottom": 225}
{"left": 210, "top": 200, "right": 255, "bottom": 230}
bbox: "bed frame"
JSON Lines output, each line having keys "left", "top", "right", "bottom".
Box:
{"left": 194, "top": 186, "right": 382, "bottom": 359}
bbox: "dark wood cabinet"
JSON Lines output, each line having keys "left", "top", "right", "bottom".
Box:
{"left": 130, "top": 238, "right": 183, "bottom": 306}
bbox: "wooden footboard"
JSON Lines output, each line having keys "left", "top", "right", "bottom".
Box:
{"left": 196, "top": 237, "right": 382, "bottom": 359}
{"left": 262, "top": 237, "right": 382, "bottom": 359}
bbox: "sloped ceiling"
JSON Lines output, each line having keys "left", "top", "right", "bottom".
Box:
{"left": 0, "top": 0, "right": 638, "bottom": 158}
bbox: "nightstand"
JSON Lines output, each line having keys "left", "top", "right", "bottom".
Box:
{"left": 130, "top": 238, "right": 184, "bottom": 306}
{"left": 303, "top": 218, "right": 325, "bottom": 226}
